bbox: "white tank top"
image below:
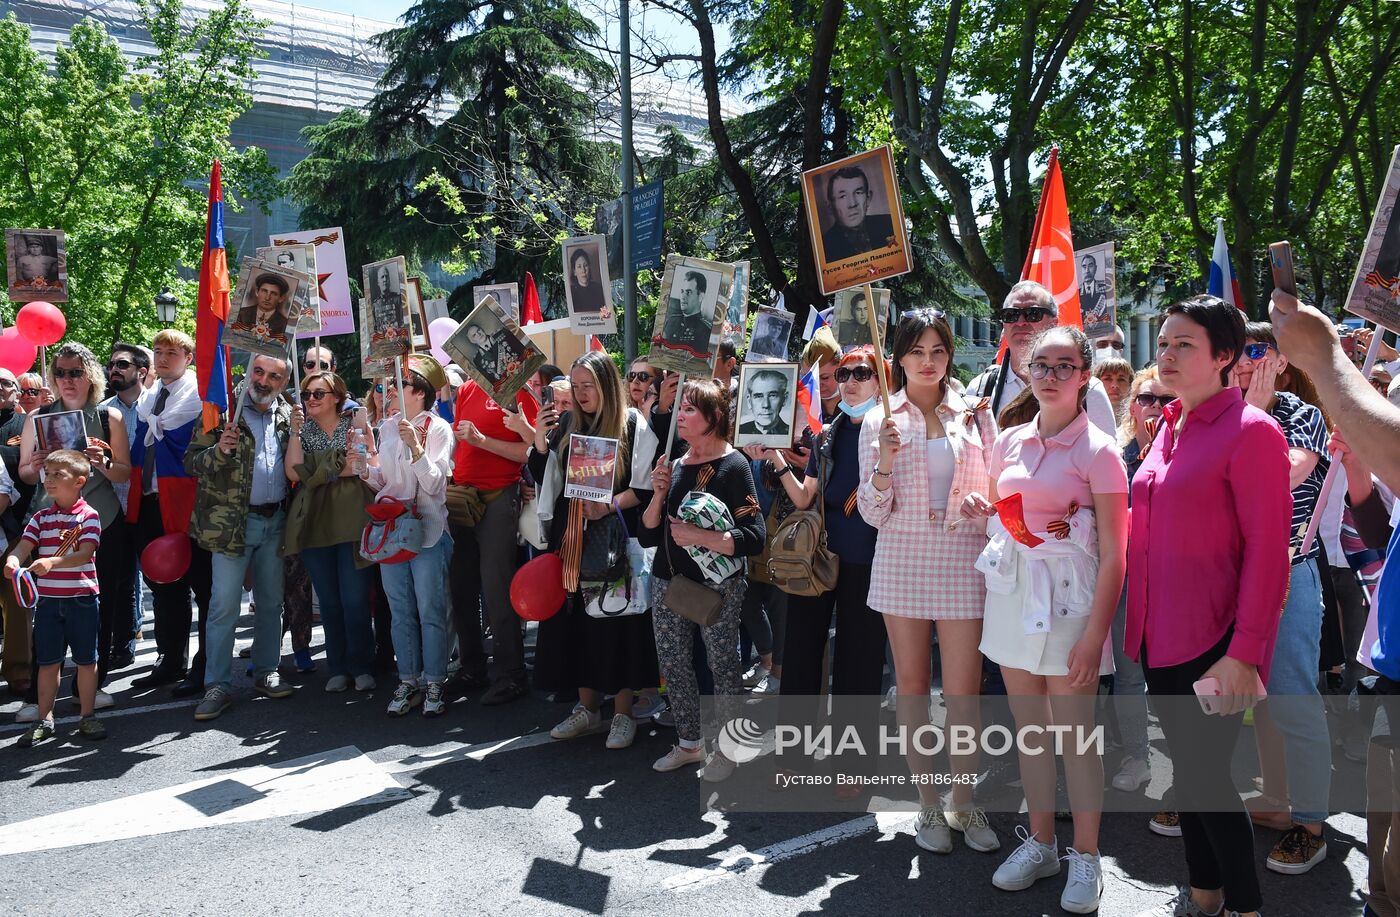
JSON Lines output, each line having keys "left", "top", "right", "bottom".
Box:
{"left": 927, "top": 438, "right": 954, "bottom": 510}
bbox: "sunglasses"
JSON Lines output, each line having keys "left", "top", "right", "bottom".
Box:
{"left": 1134, "top": 393, "right": 1175, "bottom": 409}
{"left": 1001, "top": 307, "right": 1053, "bottom": 325}
{"left": 304, "top": 360, "right": 331, "bottom": 371}
{"left": 303, "top": 390, "right": 334, "bottom": 401}
{"left": 1095, "top": 340, "right": 1125, "bottom": 350}
{"left": 1027, "top": 361, "right": 1083, "bottom": 381}
{"left": 1244, "top": 342, "right": 1275, "bottom": 361}
{"left": 626, "top": 371, "right": 653, "bottom": 383}
{"left": 19, "top": 388, "right": 41, "bottom": 397}
{"left": 53, "top": 368, "right": 86, "bottom": 380}
{"left": 107, "top": 359, "right": 135, "bottom": 371}
{"left": 835, "top": 365, "right": 876, "bottom": 383}
{"left": 900, "top": 307, "right": 946, "bottom": 320}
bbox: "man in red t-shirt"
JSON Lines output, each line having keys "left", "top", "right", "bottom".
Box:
{"left": 449, "top": 380, "right": 539, "bottom": 704}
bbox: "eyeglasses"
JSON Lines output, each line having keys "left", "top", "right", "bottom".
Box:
{"left": 626, "top": 371, "right": 653, "bottom": 383}
{"left": 52, "top": 368, "right": 86, "bottom": 380}
{"left": 1134, "top": 393, "right": 1176, "bottom": 409}
{"left": 1244, "top": 342, "right": 1274, "bottom": 361}
{"left": 304, "top": 360, "right": 331, "bottom": 371}
{"left": 1027, "top": 361, "right": 1083, "bottom": 381}
{"left": 900, "top": 308, "right": 946, "bottom": 320}
{"left": 19, "top": 388, "right": 41, "bottom": 397}
{"left": 1000, "top": 307, "right": 1053, "bottom": 325}
{"left": 835, "top": 365, "right": 875, "bottom": 383}
{"left": 1095, "top": 340, "right": 1125, "bottom": 351}
{"left": 303, "top": 390, "right": 334, "bottom": 401}
{"left": 0, "top": 380, "right": 16, "bottom": 390}
{"left": 107, "top": 359, "right": 135, "bottom": 371}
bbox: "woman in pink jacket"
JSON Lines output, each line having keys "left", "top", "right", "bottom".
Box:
{"left": 858, "top": 308, "right": 998, "bottom": 857}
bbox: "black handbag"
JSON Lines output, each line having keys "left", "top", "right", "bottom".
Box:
{"left": 579, "top": 506, "right": 629, "bottom": 583}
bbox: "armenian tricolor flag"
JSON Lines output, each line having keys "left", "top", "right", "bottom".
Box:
{"left": 195, "top": 160, "right": 232, "bottom": 433}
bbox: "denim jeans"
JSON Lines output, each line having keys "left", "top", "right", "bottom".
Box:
{"left": 1110, "top": 585, "right": 1150, "bottom": 761}
{"left": 1267, "top": 557, "right": 1332, "bottom": 824}
{"left": 300, "top": 542, "right": 374, "bottom": 678}
{"left": 205, "top": 511, "right": 287, "bottom": 692}
{"left": 381, "top": 532, "right": 453, "bottom": 684}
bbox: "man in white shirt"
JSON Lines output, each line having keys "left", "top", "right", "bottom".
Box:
{"left": 967, "top": 280, "right": 1118, "bottom": 435}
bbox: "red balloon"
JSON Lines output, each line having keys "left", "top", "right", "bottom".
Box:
{"left": 510, "top": 553, "right": 565, "bottom": 621}
{"left": 15, "top": 301, "right": 66, "bottom": 347}
{"left": 0, "top": 327, "right": 36, "bottom": 376}
{"left": 141, "top": 532, "right": 191, "bottom": 584}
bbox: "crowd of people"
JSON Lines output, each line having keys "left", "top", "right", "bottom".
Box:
{"left": 4, "top": 279, "right": 1399, "bottom": 917}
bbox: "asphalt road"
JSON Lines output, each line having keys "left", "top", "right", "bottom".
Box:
{"left": 0, "top": 604, "right": 1373, "bottom": 917}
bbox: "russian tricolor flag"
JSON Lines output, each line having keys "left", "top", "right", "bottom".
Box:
{"left": 795, "top": 361, "right": 823, "bottom": 436}
{"left": 1207, "top": 218, "right": 1245, "bottom": 310}
{"left": 195, "top": 160, "right": 231, "bottom": 432}
{"left": 801, "top": 305, "right": 830, "bottom": 341}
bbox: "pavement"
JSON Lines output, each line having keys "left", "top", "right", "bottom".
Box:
{"left": 0, "top": 602, "right": 1375, "bottom": 916}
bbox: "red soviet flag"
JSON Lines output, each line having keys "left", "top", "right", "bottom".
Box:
{"left": 1021, "top": 146, "right": 1082, "bottom": 329}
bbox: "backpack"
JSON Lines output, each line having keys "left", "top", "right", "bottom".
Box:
{"left": 763, "top": 441, "right": 838, "bottom": 597}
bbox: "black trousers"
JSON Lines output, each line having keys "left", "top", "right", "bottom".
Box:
{"left": 780, "top": 562, "right": 886, "bottom": 697}
{"left": 132, "top": 494, "right": 211, "bottom": 674}
{"left": 1143, "top": 630, "right": 1262, "bottom": 914}
{"left": 447, "top": 493, "right": 525, "bottom": 684}
{"left": 94, "top": 516, "right": 135, "bottom": 685}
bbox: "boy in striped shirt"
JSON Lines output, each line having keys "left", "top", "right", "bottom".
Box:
{"left": 8, "top": 450, "right": 104, "bottom": 746}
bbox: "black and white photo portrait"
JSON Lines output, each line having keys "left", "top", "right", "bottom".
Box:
{"left": 361, "top": 256, "right": 412, "bottom": 360}
{"left": 595, "top": 198, "right": 625, "bottom": 279}
{"left": 648, "top": 254, "right": 735, "bottom": 375}
{"left": 257, "top": 242, "right": 318, "bottom": 337}
{"left": 562, "top": 235, "right": 615, "bottom": 334}
{"left": 746, "top": 307, "right": 794, "bottom": 363}
{"left": 473, "top": 282, "right": 519, "bottom": 322}
{"left": 833, "top": 288, "right": 890, "bottom": 351}
{"left": 443, "top": 296, "right": 546, "bottom": 407}
{"left": 5, "top": 228, "right": 68, "bottom": 302}
{"left": 723, "top": 260, "right": 750, "bottom": 345}
{"left": 224, "top": 257, "right": 305, "bottom": 357}
{"left": 1074, "top": 242, "right": 1116, "bottom": 340}
{"left": 734, "top": 362, "right": 798, "bottom": 447}
{"left": 800, "top": 145, "right": 913, "bottom": 296}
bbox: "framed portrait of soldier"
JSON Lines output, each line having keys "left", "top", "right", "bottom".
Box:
{"left": 362, "top": 256, "right": 412, "bottom": 360}
{"left": 833, "top": 288, "right": 890, "bottom": 352}
{"left": 595, "top": 197, "right": 625, "bottom": 279}
{"left": 34, "top": 409, "right": 87, "bottom": 452}
{"left": 224, "top": 257, "right": 305, "bottom": 357}
{"left": 734, "top": 362, "right": 798, "bottom": 448}
{"left": 442, "top": 295, "right": 546, "bottom": 408}
{"left": 722, "top": 261, "right": 751, "bottom": 346}
{"left": 256, "top": 243, "right": 318, "bottom": 337}
{"left": 800, "top": 145, "right": 912, "bottom": 296}
{"left": 1074, "top": 242, "right": 1117, "bottom": 340}
{"left": 746, "top": 307, "right": 794, "bottom": 363}
{"left": 357, "top": 299, "right": 394, "bottom": 379}
{"left": 562, "top": 235, "right": 615, "bottom": 334}
{"left": 406, "top": 277, "right": 430, "bottom": 350}
{"left": 473, "top": 282, "right": 519, "bottom": 322}
{"left": 5, "top": 229, "right": 68, "bottom": 302}
{"left": 649, "top": 254, "right": 735, "bottom": 375}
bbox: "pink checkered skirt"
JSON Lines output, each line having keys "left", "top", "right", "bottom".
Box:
{"left": 867, "top": 522, "right": 987, "bottom": 620}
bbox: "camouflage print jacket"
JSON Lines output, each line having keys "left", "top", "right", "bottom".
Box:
{"left": 185, "top": 399, "right": 293, "bottom": 556}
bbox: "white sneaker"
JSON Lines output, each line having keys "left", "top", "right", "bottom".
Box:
{"left": 386, "top": 681, "right": 423, "bottom": 716}
{"left": 945, "top": 805, "right": 1000, "bottom": 852}
{"left": 631, "top": 692, "right": 666, "bottom": 722}
{"left": 15, "top": 703, "right": 38, "bottom": 724}
{"left": 354, "top": 674, "right": 376, "bottom": 692}
{"left": 753, "top": 673, "right": 781, "bottom": 695}
{"left": 1112, "top": 755, "right": 1151, "bottom": 792}
{"left": 913, "top": 805, "right": 953, "bottom": 854}
{"left": 702, "top": 750, "right": 736, "bottom": 782}
{"left": 93, "top": 690, "right": 114, "bottom": 710}
{"left": 551, "top": 704, "right": 602, "bottom": 740}
{"left": 991, "top": 826, "right": 1060, "bottom": 891}
{"left": 324, "top": 675, "right": 350, "bottom": 693}
{"left": 1060, "top": 849, "right": 1103, "bottom": 914}
{"left": 653, "top": 744, "right": 705, "bottom": 772}
{"left": 606, "top": 713, "right": 636, "bottom": 749}
{"left": 422, "top": 682, "right": 446, "bottom": 717}
{"left": 742, "top": 662, "right": 770, "bottom": 688}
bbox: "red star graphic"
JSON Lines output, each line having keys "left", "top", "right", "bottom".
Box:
{"left": 317, "top": 272, "right": 332, "bottom": 302}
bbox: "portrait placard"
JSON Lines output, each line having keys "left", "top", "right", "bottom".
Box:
{"left": 256, "top": 243, "right": 318, "bottom": 337}
{"left": 722, "top": 261, "right": 751, "bottom": 346}
{"left": 562, "top": 235, "right": 615, "bottom": 334}
{"left": 564, "top": 434, "right": 618, "bottom": 504}
{"left": 361, "top": 256, "right": 412, "bottom": 360}
{"left": 358, "top": 298, "right": 394, "bottom": 379}
{"left": 224, "top": 257, "right": 305, "bottom": 357}
{"left": 35, "top": 409, "right": 87, "bottom": 453}
{"left": 1075, "top": 242, "right": 1117, "bottom": 340}
{"left": 833, "top": 288, "right": 890, "bottom": 352}
{"left": 442, "top": 295, "right": 546, "bottom": 408}
{"left": 407, "top": 277, "right": 429, "bottom": 349}
{"left": 271, "top": 227, "right": 354, "bottom": 338}
{"left": 734, "top": 362, "right": 799, "bottom": 448}
{"left": 746, "top": 307, "right": 795, "bottom": 363}
{"left": 5, "top": 229, "right": 68, "bottom": 302}
{"left": 649, "top": 254, "right": 735, "bottom": 375}
{"left": 473, "top": 282, "right": 519, "bottom": 322}
{"left": 596, "top": 197, "right": 625, "bottom": 279}
{"left": 800, "top": 145, "right": 912, "bottom": 296}
{"left": 1343, "top": 144, "right": 1400, "bottom": 332}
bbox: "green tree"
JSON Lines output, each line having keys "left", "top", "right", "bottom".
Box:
{"left": 0, "top": 1, "right": 278, "bottom": 350}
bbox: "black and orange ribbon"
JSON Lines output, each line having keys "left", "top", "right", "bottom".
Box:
{"left": 1045, "top": 501, "right": 1080, "bottom": 540}
{"left": 559, "top": 498, "right": 585, "bottom": 593}
{"left": 963, "top": 397, "right": 992, "bottom": 430}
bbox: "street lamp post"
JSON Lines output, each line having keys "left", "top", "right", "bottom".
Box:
{"left": 155, "top": 287, "right": 178, "bottom": 325}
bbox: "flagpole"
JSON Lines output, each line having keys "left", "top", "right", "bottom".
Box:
{"left": 664, "top": 372, "right": 685, "bottom": 456}
{"left": 862, "top": 283, "right": 891, "bottom": 416}
{"left": 394, "top": 354, "right": 409, "bottom": 421}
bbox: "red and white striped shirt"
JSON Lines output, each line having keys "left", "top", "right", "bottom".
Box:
{"left": 21, "top": 498, "right": 101, "bottom": 597}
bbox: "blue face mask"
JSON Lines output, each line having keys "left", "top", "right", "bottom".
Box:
{"left": 838, "top": 396, "right": 877, "bottom": 419}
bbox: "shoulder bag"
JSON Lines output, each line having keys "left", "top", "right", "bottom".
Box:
{"left": 660, "top": 461, "right": 724, "bottom": 627}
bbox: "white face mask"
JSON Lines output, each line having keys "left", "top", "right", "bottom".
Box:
{"left": 1091, "top": 344, "right": 1122, "bottom": 367}
{"left": 838, "top": 395, "right": 877, "bottom": 419}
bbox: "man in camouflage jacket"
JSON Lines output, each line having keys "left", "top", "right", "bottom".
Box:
{"left": 183, "top": 355, "right": 296, "bottom": 721}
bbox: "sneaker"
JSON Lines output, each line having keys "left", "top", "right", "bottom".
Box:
{"left": 1060, "top": 849, "right": 1103, "bottom": 914}
{"left": 991, "top": 826, "right": 1060, "bottom": 891}
{"left": 194, "top": 686, "right": 232, "bottom": 721}
{"left": 17, "top": 718, "right": 54, "bottom": 747}
{"left": 255, "top": 672, "right": 294, "bottom": 698}
{"left": 93, "top": 690, "right": 115, "bottom": 711}
{"left": 653, "top": 744, "right": 705, "bottom": 772}
{"left": 945, "top": 805, "right": 1000, "bottom": 852}
{"left": 77, "top": 716, "right": 107, "bottom": 741}
{"left": 293, "top": 648, "right": 315, "bottom": 673}
{"left": 655, "top": 707, "right": 676, "bottom": 729}
{"left": 742, "top": 661, "right": 770, "bottom": 688}
{"left": 387, "top": 681, "right": 423, "bottom": 716}
{"left": 702, "top": 750, "right": 736, "bottom": 783}
{"left": 753, "top": 673, "right": 781, "bottom": 695}
{"left": 354, "top": 674, "right": 377, "bottom": 692}
{"left": 481, "top": 677, "right": 528, "bottom": 706}
{"left": 1112, "top": 755, "right": 1151, "bottom": 792}
{"left": 324, "top": 675, "right": 351, "bottom": 693}
{"left": 606, "top": 714, "right": 636, "bottom": 749}
{"left": 1149, "top": 810, "right": 1182, "bottom": 837}
{"left": 1265, "top": 824, "right": 1327, "bottom": 875}
{"left": 422, "top": 682, "right": 446, "bottom": 717}
{"left": 1134, "top": 886, "right": 1222, "bottom": 916}
{"left": 631, "top": 690, "right": 665, "bottom": 722}
{"left": 15, "top": 703, "right": 39, "bottom": 724}
{"left": 551, "top": 705, "right": 602, "bottom": 740}
{"left": 913, "top": 805, "right": 953, "bottom": 854}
